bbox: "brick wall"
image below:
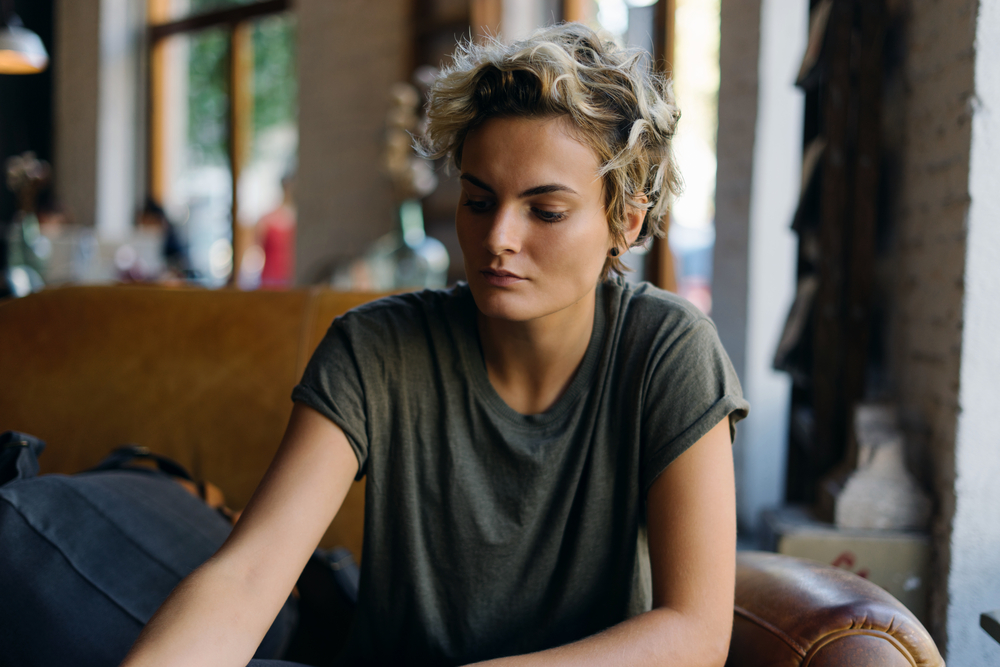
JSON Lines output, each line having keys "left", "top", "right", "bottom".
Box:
{"left": 712, "top": 0, "right": 761, "bottom": 383}
{"left": 54, "top": 0, "right": 101, "bottom": 229}
{"left": 887, "top": 0, "right": 978, "bottom": 645}
{"left": 295, "top": 0, "right": 409, "bottom": 284}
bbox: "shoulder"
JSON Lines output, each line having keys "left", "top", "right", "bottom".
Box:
{"left": 604, "top": 278, "right": 716, "bottom": 344}
{"left": 340, "top": 283, "right": 468, "bottom": 321}
{"left": 330, "top": 284, "right": 473, "bottom": 345}
{"left": 304, "top": 285, "right": 473, "bottom": 384}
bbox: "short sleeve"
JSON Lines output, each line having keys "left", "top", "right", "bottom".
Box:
{"left": 291, "top": 317, "right": 370, "bottom": 479}
{"left": 640, "top": 318, "right": 749, "bottom": 493}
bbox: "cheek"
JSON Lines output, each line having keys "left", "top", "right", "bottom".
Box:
{"left": 548, "top": 212, "right": 610, "bottom": 268}
{"left": 454, "top": 210, "right": 478, "bottom": 256}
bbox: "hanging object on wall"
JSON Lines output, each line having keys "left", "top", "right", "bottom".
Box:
{"left": 3, "top": 151, "right": 51, "bottom": 297}
{"left": 0, "top": 0, "right": 48, "bottom": 74}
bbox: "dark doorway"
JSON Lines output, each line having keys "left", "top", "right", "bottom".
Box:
{"left": 0, "top": 0, "right": 54, "bottom": 222}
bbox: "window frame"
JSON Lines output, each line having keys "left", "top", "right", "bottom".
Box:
{"left": 146, "top": 0, "right": 291, "bottom": 283}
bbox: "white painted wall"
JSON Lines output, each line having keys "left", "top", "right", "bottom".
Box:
{"left": 947, "top": 2, "right": 1000, "bottom": 663}
{"left": 712, "top": 0, "right": 759, "bottom": 390}
{"left": 734, "top": 0, "right": 806, "bottom": 532}
{"left": 502, "top": 0, "right": 545, "bottom": 42}
{"left": 96, "top": 0, "right": 144, "bottom": 240}
{"left": 55, "top": 0, "right": 144, "bottom": 239}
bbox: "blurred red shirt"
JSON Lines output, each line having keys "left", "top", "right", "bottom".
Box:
{"left": 258, "top": 204, "right": 295, "bottom": 289}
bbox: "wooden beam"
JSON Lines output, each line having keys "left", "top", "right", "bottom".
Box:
{"left": 812, "top": 0, "right": 853, "bottom": 482}
{"left": 653, "top": 0, "right": 675, "bottom": 71}
{"left": 148, "top": 44, "right": 168, "bottom": 205}
{"left": 562, "top": 0, "right": 593, "bottom": 24}
{"left": 147, "top": 0, "right": 171, "bottom": 204}
{"left": 147, "top": 0, "right": 170, "bottom": 24}
{"left": 469, "top": 0, "right": 501, "bottom": 42}
{"left": 229, "top": 21, "right": 254, "bottom": 285}
{"left": 841, "top": 0, "right": 886, "bottom": 467}
{"left": 645, "top": 0, "right": 678, "bottom": 292}
{"left": 149, "top": 0, "right": 289, "bottom": 42}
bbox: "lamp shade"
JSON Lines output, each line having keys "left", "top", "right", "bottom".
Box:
{"left": 0, "top": 24, "right": 48, "bottom": 74}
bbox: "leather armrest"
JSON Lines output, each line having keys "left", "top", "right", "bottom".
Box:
{"left": 727, "top": 551, "right": 944, "bottom": 667}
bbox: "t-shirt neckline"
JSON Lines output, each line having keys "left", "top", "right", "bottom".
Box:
{"left": 455, "top": 281, "right": 610, "bottom": 428}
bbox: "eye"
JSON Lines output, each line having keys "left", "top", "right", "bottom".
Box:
{"left": 533, "top": 208, "right": 567, "bottom": 223}
{"left": 462, "top": 198, "right": 493, "bottom": 214}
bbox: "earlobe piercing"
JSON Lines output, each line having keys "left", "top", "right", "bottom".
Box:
{"left": 609, "top": 248, "right": 620, "bottom": 257}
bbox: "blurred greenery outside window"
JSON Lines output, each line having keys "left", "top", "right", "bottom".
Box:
{"left": 149, "top": 0, "right": 297, "bottom": 287}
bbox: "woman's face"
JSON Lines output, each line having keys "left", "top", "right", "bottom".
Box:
{"left": 456, "top": 115, "right": 616, "bottom": 324}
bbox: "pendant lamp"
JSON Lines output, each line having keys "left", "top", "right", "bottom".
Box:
{"left": 0, "top": 1, "right": 48, "bottom": 74}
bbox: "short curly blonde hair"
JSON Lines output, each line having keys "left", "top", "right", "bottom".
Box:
{"left": 418, "top": 22, "right": 682, "bottom": 278}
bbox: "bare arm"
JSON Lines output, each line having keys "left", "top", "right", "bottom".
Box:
{"left": 120, "top": 403, "right": 359, "bottom": 667}
{"left": 471, "top": 418, "right": 737, "bottom": 667}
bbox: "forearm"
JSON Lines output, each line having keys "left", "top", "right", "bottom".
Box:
{"left": 470, "top": 607, "right": 730, "bottom": 667}
{"left": 120, "top": 405, "right": 358, "bottom": 667}
{"left": 119, "top": 554, "right": 287, "bottom": 667}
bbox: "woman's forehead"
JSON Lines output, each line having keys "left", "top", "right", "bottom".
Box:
{"left": 461, "top": 116, "right": 603, "bottom": 195}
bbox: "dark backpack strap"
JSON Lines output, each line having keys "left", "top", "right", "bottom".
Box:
{"left": 0, "top": 431, "right": 46, "bottom": 486}
{"left": 87, "top": 445, "right": 194, "bottom": 481}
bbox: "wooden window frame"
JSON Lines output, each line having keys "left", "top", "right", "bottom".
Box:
{"left": 147, "top": 0, "right": 290, "bottom": 283}
{"left": 562, "top": 0, "right": 677, "bottom": 291}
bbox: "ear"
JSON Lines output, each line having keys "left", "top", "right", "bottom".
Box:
{"left": 623, "top": 194, "right": 648, "bottom": 247}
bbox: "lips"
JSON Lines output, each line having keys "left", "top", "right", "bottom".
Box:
{"left": 481, "top": 268, "right": 525, "bottom": 287}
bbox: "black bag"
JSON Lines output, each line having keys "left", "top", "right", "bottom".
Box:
{"left": 281, "top": 547, "right": 360, "bottom": 666}
{"left": 0, "top": 431, "right": 298, "bottom": 667}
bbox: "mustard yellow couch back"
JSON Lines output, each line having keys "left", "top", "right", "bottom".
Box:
{"left": 0, "top": 285, "right": 382, "bottom": 559}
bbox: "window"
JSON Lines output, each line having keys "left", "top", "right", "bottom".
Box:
{"left": 568, "top": 0, "right": 683, "bottom": 294}
{"left": 148, "top": 0, "right": 297, "bottom": 286}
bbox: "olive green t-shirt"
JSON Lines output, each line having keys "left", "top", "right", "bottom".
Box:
{"left": 291, "top": 278, "right": 749, "bottom": 666}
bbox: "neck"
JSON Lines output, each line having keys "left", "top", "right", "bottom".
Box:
{"left": 477, "top": 285, "right": 598, "bottom": 415}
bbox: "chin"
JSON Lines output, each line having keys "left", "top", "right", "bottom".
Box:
{"left": 469, "top": 289, "right": 531, "bottom": 322}
{"left": 467, "top": 280, "right": 544, "bottom": 322}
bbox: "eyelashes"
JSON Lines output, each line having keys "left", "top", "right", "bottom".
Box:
{"left": 462, "top": 199, "right": 493, "bottom": 214}
{"left": 461, "top": 198, "right": 568, "bottom": 223}
{"left": 533, "top": 209, "right": 567, "bottom": 223}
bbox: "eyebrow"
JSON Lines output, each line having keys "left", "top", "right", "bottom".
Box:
{"left": 460, "top": 173, "right": 579, "bottom": 198}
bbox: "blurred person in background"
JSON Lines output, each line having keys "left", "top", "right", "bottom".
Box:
{"left": 256, "top": 171, "right": 296, "bottom": 289}
{"left": 137, "top": 198, "right": 190, "bottom": 282}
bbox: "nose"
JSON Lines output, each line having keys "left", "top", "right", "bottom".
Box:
{"left": 483, "top": 205, "right": 523, "bottom": 256}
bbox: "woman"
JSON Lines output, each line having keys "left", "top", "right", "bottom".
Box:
{"left": 122, "top": 23, "right": 749, "bottom": 667}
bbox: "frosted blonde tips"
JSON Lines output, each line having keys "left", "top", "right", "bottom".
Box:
{"left": 418, "top": 22, "right": 683, "bottom": 278}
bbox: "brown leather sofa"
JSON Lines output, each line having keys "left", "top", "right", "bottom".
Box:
{"left": 0, "top": 285, "right": 945, "bottom": 667}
